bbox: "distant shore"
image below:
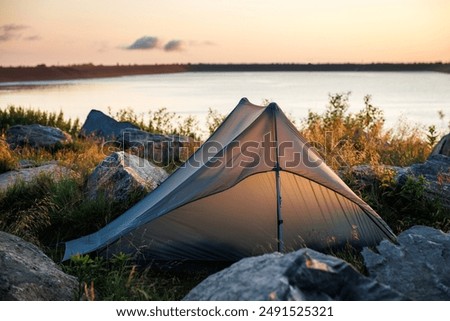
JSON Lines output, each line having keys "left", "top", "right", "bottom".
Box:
{"left": 0, "top": 63, "right": 449, "bottom": 83}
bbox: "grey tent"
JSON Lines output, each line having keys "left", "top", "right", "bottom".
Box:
{"left": 63, "top": 98, "right": 396, "bottom": 261}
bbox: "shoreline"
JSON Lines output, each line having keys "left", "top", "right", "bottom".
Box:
{"left": 0, "top": 63, "right": 449, "bottom": 83}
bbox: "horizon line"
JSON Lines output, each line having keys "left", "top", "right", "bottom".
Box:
{"left": 1, "top": 61, "right": 450, "bottom": 68}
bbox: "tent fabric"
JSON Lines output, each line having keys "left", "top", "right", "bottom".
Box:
{"left": 63, "top": 98, "right": 396, "bottom": 261}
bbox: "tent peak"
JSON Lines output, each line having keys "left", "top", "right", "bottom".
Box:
{"left": 239, "top": 97, "right": 250, "bottom": 104}
{"left": 267, "top": 102, "right": 280, "bottom": 111}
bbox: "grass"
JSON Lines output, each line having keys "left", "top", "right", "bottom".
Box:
{"left": 330, "top": 243, "right": 368, "bottom": 275}
{"left": 0, "top": 95, "right": 449, "bottom": 300}
{"left": 0, "top": 105, "right": 80, "bottom": 135}
{"left": 0, "top": 138, "right": 17, "bottom": 173}
{"left": 62, "top": 253, "right": 212, "bottom": 300}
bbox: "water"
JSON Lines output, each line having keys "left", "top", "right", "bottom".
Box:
{"left": 1, "top": 71, "right": 449, "bottom": 136}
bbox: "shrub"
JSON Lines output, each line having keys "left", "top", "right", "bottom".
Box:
{"left": 206, "top": 107, "right": 226, "bottom": 135}
{"left": 301, "top": 92, "right": 431, "bottom": 170}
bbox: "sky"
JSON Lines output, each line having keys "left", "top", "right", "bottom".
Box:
{"left": 1, "top": 0, "right": 449, "bottom": 66}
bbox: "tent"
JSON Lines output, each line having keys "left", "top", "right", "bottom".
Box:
{"left": 63, "top": 98, "right": 396, "bottom": 261}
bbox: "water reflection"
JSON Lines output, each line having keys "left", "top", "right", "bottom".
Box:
{"left": 0, "top": 72, "right": 449, "bottom": 132}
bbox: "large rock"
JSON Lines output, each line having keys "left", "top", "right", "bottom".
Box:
{"left": 6, "top": 124, "right": 72, "bottom": 149}
{"left": 346, "top": 164, "right": 405, "bottom": 189}
{"left": 80, "top": 109, "right": 138, "bottom": 139}
{"left": 362, "top": 226, "right": 450, "bottom": 300}
{"left": 86, "top": 151, "right": 168, "bottom": 201}
{"left": 119, "top": 128, "right": 196, "bottom": 165}
{"left": 0, "top": 231, "right": 78, "bottom": 300}
{"left": 0, "top": 162, "right": 73, "bottom": 191}
{"left": 430, "top": 133, "right": 450, "bottom": 157}
{"left": 397, "top": 155, "right": 450, "bottom": 210}
{"left": 184, "top": 249, "right": 405, "bottom": 301}
{"left": 348, "top": 155, "right": 450, "bottom": 210}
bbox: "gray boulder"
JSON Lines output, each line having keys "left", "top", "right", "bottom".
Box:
{"left": 80, "top": 109, "right": 138, "bottom": 139}
{"left": 430, "top": 133, "right": 450, "bottom": 157}
{"left": 119, "top": 128, "right": 196, "bottom": 165}
{"left": 348, "top": 155, "right": 450, "bottom": 210}
{"left": 86, "top": 151, "right": 168, "bottom": 201}
{"left": 346, "top": 164, "right": 405, "bottom": 189}
{"left": 0, "top": 231, "right": 78, "bottom": 300}
{"left": 397, "top": 155, "right": 450, "bottom": 209}
{"left": 184, "top": 249, "right": 405, "bottom": 301}
{"left": 362, "top": 226, "right": 450, "bottom": 300}
{"left": 6, "top": 124, "right": 72, "bottom": 149}
{"left": 0, "top": 162, "right": 73, "bottom": 191}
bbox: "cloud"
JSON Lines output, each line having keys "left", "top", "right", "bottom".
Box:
{"left": 24, "top": 35, "right": 41, "bottom": 41}
{"left": 124, "top": 35, "right": 215, "bottom": 53}
{"left": 189, "top": 40, "right": 216, "bottom": 46}
{"left": 0, "top": 24, "right": 29, "bottom": 42}
{"left": 164, "top": 40, "right": 184, "bottom": 52}
{"left": 126, "top": 36, "right": 159, "bottom": 50}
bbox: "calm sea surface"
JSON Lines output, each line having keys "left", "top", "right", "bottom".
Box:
{"left": 1, "top": 71, "right": 449, "bottom": 136}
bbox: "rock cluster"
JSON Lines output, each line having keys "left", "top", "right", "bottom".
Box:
{"left": 184, "top": 248, "right": 405, "bottom": 301}
{"left": 185, "top": 226, "right": 450, "bottom": 301}
{"left": 81, "top": 110, "right": 196, "bottom": 165}
{"left": 348, "top": 154, "right": 450, "bottom": 211}
{"left": 120, "top": 128, "right": 195, "bottom": 165}
{"left": 362, "top": 225, "right": 450, "bottom": 300}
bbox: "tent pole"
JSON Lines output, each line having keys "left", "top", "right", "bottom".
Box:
{"left": 272, "top": 104, "right": 284, "bottom": 253}
{"left": 275, "top": 164, "right": 283, "bottom": 252}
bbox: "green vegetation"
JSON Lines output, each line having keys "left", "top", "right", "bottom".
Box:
{"left": 330, "top": 243, "right": 367, "bottom": 275}
{"left": 0, "top": 139, "right": 17, "bottom": 173}
{"left": 63, "top": 253, "right": 209, "bottom": 300}
{"left": 0, "top": 174, "right": 141, "bottom": 250}
{"left": 347, "top": 169, "right": 450, "bottom": 234}
{"left": 109, "top": 106, "right": 227, "bottom": 139}
{"left": 301, "top": 92, "right": 432, "bottom": 169}
{"left": 0, "top": 94, "right": 449, "bottom": 300}
{"left": 298, "top": 92, "right": 449, "bottom": 234}
{"left": 0, "top": 105, "right": 80, "bottom": 135}
{"left": 110, "top": 107, "right": 202, "bottom": 140}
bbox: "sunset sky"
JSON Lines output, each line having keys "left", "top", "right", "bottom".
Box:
{"left": 1, "top": 0, "right": 449, "bottom": 66}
